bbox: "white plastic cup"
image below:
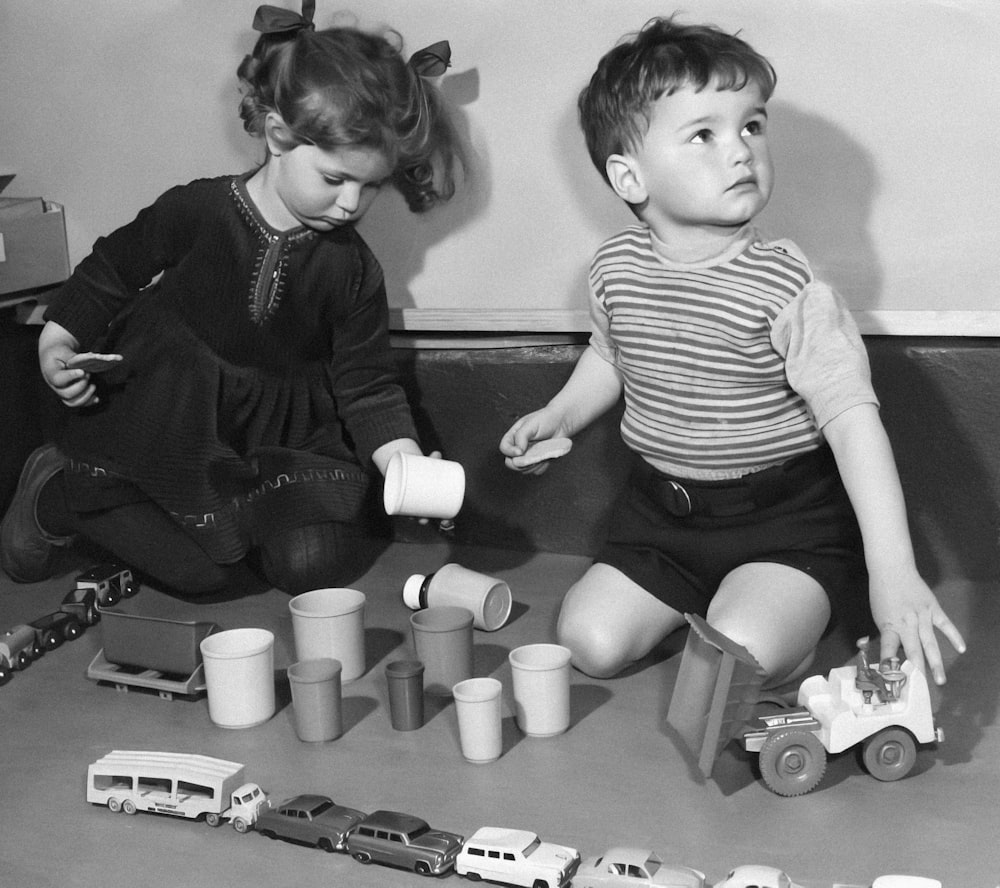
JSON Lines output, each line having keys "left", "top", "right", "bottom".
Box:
{"left": 288, "top": 658, "right": 343, "bottom": 742}
{"left": 288, "top": 588, "right": 366, "bottom": 682}
{"left": 453, "top": 677, "right": 503, "bottom": 763}
{"left": 509, "top": 643, "right": 572, "bottom": 738}
{"left": 383, "top": 452, "right": 465, "bottom": 519}
{"left": 403, "top": 564, "right": 513, "bottom": 632}
{"left": 200, "top": 628, "right": 275, "bottom": 729}
{"left": 410, "top": 606, "right": 474, "bottom": 695}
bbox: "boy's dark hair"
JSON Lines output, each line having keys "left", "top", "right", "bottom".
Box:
{"left": 578, "top": 16, "right": 776, "bottom": 185}
{"left": 238, "top": 26, "right": 464, "bottom": 212}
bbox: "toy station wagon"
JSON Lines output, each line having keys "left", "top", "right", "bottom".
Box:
{"left": 457, "top": 827, "right": 580, "bottom": 888}
{"left": 346, "top": 809, "right": 464, "bottom": 875}
{"left": 256, "top": 794, "right": 365, "bottom": 852}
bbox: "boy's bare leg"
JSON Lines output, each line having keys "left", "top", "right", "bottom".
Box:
{"left": 556, "top": 562, "right": 687, "bottom": 678}
{"left": 707, "top": 561, "right": 831, "bottom": 685}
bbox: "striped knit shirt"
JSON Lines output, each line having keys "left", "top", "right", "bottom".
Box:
{"left": 588, "top": 226, "right": 877, "bottom": 479}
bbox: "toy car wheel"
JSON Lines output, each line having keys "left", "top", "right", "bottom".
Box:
{"left": 63, "top": 619, "right": 83, "bottom": 641}
{"left": 260, "top": 829, "right": 277, "bottom": 840}
{"left": 0, "top": 664, "right": 11, "bottom": 686}
{"left": 39, "top": 629, "right": 61, "bottom": 651}
{"left": 353, "top": 852, "right": 373, "bottom": 865}
{"left": 122, "top": 799, "right": 137, "bottom": 815}
{"left": 862, "top": 727, "right": 918, "bottom": 781}
{"left": 31, "top": 642, "right": 45, "bottom": 658}
{"left": 759, "top": 728, "right": 827, "bottom": 796}
{"left": 465, "top": 874, "right": 482, "bottom": 882}
{"left": 122, "top": 577, "right": 139, "bottom": 597}
{"left": 414, "top": 861, "right": 432, "bottom": 876}
{"left": 318, "top": 838, "right": 336, "bottom": 853}
{"left": 103, "top": 590, "right": 122, "bottom": 608}
{"left": 107, "top": 798, "right": 122, "bottom": 813}
{"left": 16, "top": 650, "right": 31, "bottom": 669}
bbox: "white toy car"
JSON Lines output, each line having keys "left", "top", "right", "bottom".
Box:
{"left": 713, "top": 864, "right": 802, "bottom": 888}
{"left": 456, "top": 827, "right": 579, "bottom": 888}
{"left": 573, "top": 847, "right": 705, "bottom": 888}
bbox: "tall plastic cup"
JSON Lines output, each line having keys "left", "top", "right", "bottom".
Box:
{"left": 453, "top": 677, "right": 503, "bottom": 763}
{"left": 200, "top": 628, "right": 275, "bottom": 729}
{"left": 288, "top": 658, "right": 343, "bottom": 742}
{"left": 409, "top": 606, "right": 474, "bottom": 695}
{"left": 508, "top": 643, "right": 572, "bottom": 737}
{"left": 385, "top": 660, "right": 425, "bottom": 731}
{"left": 288, "top": 588, "right": 366, "bottom": 682}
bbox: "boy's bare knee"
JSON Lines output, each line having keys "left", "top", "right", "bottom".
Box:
{"left": 556, "top": 617, "right": 630, "bottom": 679}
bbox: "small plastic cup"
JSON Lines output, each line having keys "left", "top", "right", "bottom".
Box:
{"left": 383, "top": 452, "right": 465, "bottom": 519}
{"left": 288, "top": 658, "right": 343, "bottom": 742}
{"left": 509, "top": 643, "right": 572, "bottom": 737}
{"left": 385, "top": 660, "right": 425, "bottom": 731}
{"left": 409, "top": 606, "right": 474, "bottom": 695}
{"left": 453, "top": 677, "right": 503, "bottom": 763}
{"left": 200, "top": 628, "right": 275, "bottom": 729}
{"left": 288, "top": 588, "right": 366, "bottom": 682}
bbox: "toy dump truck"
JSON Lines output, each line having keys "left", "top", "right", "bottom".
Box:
{"left": 87, "top": 750, "right": 267, "bottom": 831}
{"left": 87, "top": 608, "right": 219, "bottom": 700}
{"left": 666, "top": 615, "right": 942, "bottom": 796}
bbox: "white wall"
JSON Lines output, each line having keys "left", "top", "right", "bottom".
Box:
{"left": 2, "top": 0, "right": 998, "bottom": 333}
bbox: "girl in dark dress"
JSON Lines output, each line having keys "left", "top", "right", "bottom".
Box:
{"left": 1, "top": 3, "right": 464, "bottom": 595}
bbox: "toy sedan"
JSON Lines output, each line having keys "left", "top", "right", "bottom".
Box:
{"left": 346, "top": 809, "right": 464, "bottom": 875}
{"left": 713, "top": 865, "right": 802, "bottom": 888}
{"left": 255, "top": 794, "right": 366, "bottom": 852}
{"left": 573, "top": 847, "right": 705, "bottom": 888}
{"left": 456, "top": 827, "right": 580, "bottom": 888}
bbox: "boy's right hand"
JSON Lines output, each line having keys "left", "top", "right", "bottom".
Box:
{"left": 39, "top": 321, "right": 122, "bottom": 409}
{"left": 499, "top": 411, "right": 569, "bottom": 476}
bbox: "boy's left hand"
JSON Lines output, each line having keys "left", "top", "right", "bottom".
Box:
{"left": 870, "top": 569, "right": 966, "bottom": 685}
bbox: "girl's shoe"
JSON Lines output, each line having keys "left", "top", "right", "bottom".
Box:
{"left": 0, "top": 444, "right": 76, "bottom": 583}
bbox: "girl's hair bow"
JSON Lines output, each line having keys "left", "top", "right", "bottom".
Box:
{"left": 252, "top": 0, "right": 315, "bottom": 35}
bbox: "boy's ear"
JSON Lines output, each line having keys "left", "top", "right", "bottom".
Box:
{"left": 606, "top": 154, "right": 647, "bottom": 204}
{"left": 263, "top": 111, "right": 297, "bottom": 157}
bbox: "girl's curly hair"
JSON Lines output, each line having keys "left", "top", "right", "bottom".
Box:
{"left": 238, "top": 26, "right": 463, "bottom": 212}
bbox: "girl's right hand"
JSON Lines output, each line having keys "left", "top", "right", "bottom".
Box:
{"left": 38, "top": 321, "right": 119, "bottom": 408}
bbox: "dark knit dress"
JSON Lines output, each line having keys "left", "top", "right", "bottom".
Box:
{"left": 45, "top": 175, "right": 418, "bottom": 564}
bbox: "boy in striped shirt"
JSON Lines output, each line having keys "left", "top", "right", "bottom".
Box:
{"left": 500, "top": 16, "right": 964, "bottom": 687}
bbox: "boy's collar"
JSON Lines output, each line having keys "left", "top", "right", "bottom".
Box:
{"left": 647, "top": 223, "right": 756, "bottom": 267}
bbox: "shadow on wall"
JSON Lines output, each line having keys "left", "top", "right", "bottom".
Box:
{"left": 759, "top": 101, "right": 883, "bottom": 310}
{"left": 359, "top": 66, "right": 489, "bottom": 311}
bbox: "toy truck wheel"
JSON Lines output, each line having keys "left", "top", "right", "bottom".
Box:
{"left": 122, "top": 799, "right": 137, "bottom": 815}
{"left": 205, "top": 812, "right": 222, "bottom": 827}
{"left": 862, "top": 727, "right": 918, "bottom": 781}
{"left": 759, "top": 728, "right": 828, "bottom": 796}
{"left": 232, "top": 818, "right": 250, "bottom": 834}
{"left": 107, "top": 798, "right": 122, "bottom": 813}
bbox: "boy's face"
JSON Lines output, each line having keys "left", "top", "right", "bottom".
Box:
{"left": 612, "top": 81, "right": 773, "bottom": 243}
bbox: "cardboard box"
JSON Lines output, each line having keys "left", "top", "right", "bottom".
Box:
{"left": 0, "top": 200, "right": 71, "bottom": 296}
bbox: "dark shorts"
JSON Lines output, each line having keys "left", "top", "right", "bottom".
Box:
{"left": 596, "top": 445, "right": 867, "bottom": 618}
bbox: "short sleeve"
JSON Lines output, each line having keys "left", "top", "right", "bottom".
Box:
{"left": 771, "top": 281, "right": 879, "bottom": 429}
{"left": 586, "top": 264, "right": 617, "bottom": 365}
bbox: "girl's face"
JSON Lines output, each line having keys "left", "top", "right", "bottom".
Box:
{"left": 268, "top": 142, "right": 393, "bottom": 232}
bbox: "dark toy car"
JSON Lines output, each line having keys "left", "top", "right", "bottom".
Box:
{"left": 346, "top": 809, "right": 464, "bottom": 875}
{"left": 255, "top": 795, "right": 366, "bottom": 852}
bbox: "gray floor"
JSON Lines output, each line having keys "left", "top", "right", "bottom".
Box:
{"left": 0, "top": 538, "right": 993, "bottom": 887}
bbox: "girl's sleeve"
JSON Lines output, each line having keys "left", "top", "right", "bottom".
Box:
{"left": 44, "top": 183, "right": 200, "bottom": 348}
{"left": 324, "top": 241, "right": 419, "bottom": 464}
{"left": 771, "top": 280, "right": 880, "bottom": 429}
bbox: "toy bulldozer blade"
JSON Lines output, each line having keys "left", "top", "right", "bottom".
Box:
{"left": 666, "top": 614, "right": 767, "bottom": 778}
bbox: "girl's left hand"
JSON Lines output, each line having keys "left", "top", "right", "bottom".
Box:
{"left": 870, "top": 568, "right": 966, "bottom": 685}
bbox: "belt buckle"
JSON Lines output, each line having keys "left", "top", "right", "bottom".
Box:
{"left": 667, "top": 480, "right": 693, "bottom": 517}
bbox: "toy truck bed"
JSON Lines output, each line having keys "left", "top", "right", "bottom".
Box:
{"left": 87, "top": 608, "right": 219, "bottom": 700}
